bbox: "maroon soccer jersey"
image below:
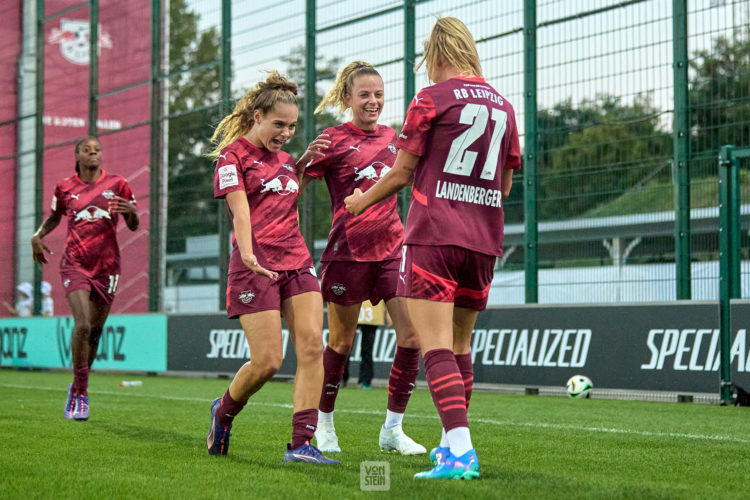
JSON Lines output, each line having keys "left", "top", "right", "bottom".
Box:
{"left": 50, "top": 170, "right": 136, "bottom": 277}
{"left": 305, "top": 122, "right": 403, "bottom": 262}
{"left": 214, "top": 137, "right": 313, "bottom": 272}
{"left": 396, "top": 76, "right": 521, "bottom": 257}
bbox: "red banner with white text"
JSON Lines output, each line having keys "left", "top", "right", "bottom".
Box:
{"left": 41, "top": 0, "right": 151, "bottom": 313}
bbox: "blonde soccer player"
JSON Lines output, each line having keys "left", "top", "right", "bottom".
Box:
{"left": 206, "top": 71, "right": 337, "bottom": 464}
{"left": 300, "top": 61, "right": 424, "bottom": 455}
{"left": 345, "top": 17, "right": 521, "bottom": 479}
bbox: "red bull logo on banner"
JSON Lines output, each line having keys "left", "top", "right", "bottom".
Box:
{"left": 48, "top": 18, "right": 112, "bottom": 65}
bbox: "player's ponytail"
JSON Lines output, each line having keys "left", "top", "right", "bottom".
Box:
{"left": 416, "top": 17, "right": 482, "bottom": 81}
{"left": 74, "top": 135, "right": 100, "bottom": 173}
{"left": 207, "top": 71, "right": 298, "bottom": 159}
{"left": 315, "top": 61, "right": 380, "bottom": 115}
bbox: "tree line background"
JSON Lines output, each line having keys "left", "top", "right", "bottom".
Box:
{"left": 165, "top": 0, "right": 749, "bottom": 258}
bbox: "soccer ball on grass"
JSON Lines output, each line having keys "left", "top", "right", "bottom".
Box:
{"left": 565, "top": 375, "right": 593, "bottom": 399}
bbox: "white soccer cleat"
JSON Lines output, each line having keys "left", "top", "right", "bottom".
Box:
{"left": 314, "top": 421, "right": 341, "bottom": 453}
{"left": 379, "top": 425, "right": 427, "bottom": 455}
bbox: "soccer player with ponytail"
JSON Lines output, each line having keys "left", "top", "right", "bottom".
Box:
{"left": 206, "top": 71, "right": 337, "bottom": 465}
{"left": 346, "top": 18, "right": 521, "bottom": 479}
{"left": 300, "top": 61, "right": 425, "bottom": 456}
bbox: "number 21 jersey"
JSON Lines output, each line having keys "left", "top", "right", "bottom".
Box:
{"left": 396, "top": 76, "right": 521, "bottom": 257}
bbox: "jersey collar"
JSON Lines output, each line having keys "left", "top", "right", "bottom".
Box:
{"left": 344, "top": 121, "right": 379, "bottom": 136}
{"left": 75, "top": 169, "right": 106, "bottom": 185}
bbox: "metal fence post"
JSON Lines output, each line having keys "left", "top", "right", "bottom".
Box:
{"left": 400, "top": 0, "right": 415, "bottom": 223}
{"left": 302, "top": 0, "right": 317, "bottom": 255}
{"left": 33, "top": 0, "right": 45, "bottom": 315}
{"left": 89, "top": 0, "right": 98, "bottom": 136}
{"left": 672, "top": 0, "right": 691, "bottom": 299}
{"left": 149, "top": 0, "right": 162, "bottom": 312}
{"left": 523, "top": 0, "right": 538, "bottom": 303}
{"left": 217, "top": 0, "right": 232, "bottom": 310}
{"left": 718, "top": 145, "right": 734, "bottom": 404}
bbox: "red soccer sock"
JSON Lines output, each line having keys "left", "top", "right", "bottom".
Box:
{"left": 455, "top": 353, "right": 474, "bottom": 410}
{"left": 72, "top": 363, "right": 90, "bottom": 395}
{"left": 387, "top": 346, "right": 420, "bottom": 413}
{"left": 423, "top": 349, "right": 468, "bottom": 432}
{"left": 291, "top": 408, "right": 318, "bottom": 449}
{"left": 216, "top": 389, "right": 247, "bottom": 427}
{"left": 318, "top": 346, "right": 348, "bottom": 413}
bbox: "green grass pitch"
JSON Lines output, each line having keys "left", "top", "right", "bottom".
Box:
{"left": 2, "top": 369, "right": 749, "bottom": 499}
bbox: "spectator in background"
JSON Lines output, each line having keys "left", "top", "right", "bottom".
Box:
{"left": 41, "top": 281, "right": 54, "bottom": 317}
{"left": 3, "top": 282, "right": 33, "bottom": 317}
{"left": 356, "top": 299, "right": 388, "bottom": 390}
{"left": 341, "top": 299, "right": 384, "bottom": 389}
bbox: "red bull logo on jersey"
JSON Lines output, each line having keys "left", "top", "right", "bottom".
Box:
{"left": 48, "top": 19, "right": 112, "bottom": 65}
{"left": 354, "top": 162, "right": 391, "bottom": 182}
{"left": 74, "top": 206, "right": 111, "bottom": 223}
{"left": 259, "top": 175, "right": 299, "bottom": 196}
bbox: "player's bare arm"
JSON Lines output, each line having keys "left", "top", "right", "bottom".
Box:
{"left": 344, "top": 149, "right": 418, "bottom": 216}
{"left": 501, "top": 167, "right": 514, "bottom": 199}
{"left": 225, "top": 190, "right": 279, "bottom": 280}
{"left": 299, "top": 173, "right": 315, "bottom": 192}
{"left": 30, "top": 211, "right": 63, "bottom": 264}
{"left": 108, "top": 195, "right": 139, "bottom": 231}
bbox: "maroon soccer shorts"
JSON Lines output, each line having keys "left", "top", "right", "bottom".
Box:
{"left": 320, "top": 259, "right": 400, "bottom": 306}
{"left": 60, "top": 269, "right": 119, "bottom": 305}
{"left": 226, "top": 266, "right": 321, "bottom": 318}
{"left": 396, "top": 244, "right": 495, "bottom": 311}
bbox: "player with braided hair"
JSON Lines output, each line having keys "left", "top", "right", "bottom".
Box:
{"left": 31, "top": 135, "right": 139, "bottom": 421}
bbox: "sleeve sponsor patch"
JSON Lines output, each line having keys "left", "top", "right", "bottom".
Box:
{"left": 218, "top": 164, "right": 239, "bottom": 189}
{"left": 51, "top": 195, "right": 57, "bottom": 211}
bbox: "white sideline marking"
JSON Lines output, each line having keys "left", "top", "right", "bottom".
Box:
{"left": 3, "top": 382, "right": 749, "bottom": 444}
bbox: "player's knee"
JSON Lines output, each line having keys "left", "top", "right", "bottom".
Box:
{"left": 257, "top": 360, "right": 281, "bottom": 381}
{"left": 88, "top": 326, "right": 103, "bottom": 347}
{"left": 298, "top": 339, "right": 325, "bottom": 365}
{"left": 396, "top": 327, "right": 420, "bottom": 349}
{"left": 74, "top": 320, "right": 92, "bottom": 338}
{"left": 328, "top": 338, "right": 353, "bottom": 356}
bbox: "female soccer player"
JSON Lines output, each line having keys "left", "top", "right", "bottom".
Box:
{"left": 206, "top": 71, "right": 337, "bottom": 465}
{"left": 299, "top": 61, "right": 425, "bottom": 455}
{"left": 345, "top": 18, "right": 521, "bottom": 479}
{"left": 31, "top": 135, "right": 139, "bottom": 421}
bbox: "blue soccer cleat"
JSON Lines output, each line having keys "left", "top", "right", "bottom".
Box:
{"left": 283, "top": 441, "right": 340, "bottom": 465}
{"left": 72, "top": 393, "right": 89, "bottom": 421}
{"left": 64, "top": 384, "right": 75, "bottom": 419}
{"left": 206, "top": 397, "right": 231, "bottom": 455}
{"left": 414, "top": 448, "right": 480, "bottom": 479}
{"left": 429, "top": 445, "right": 450, "bottom": 466}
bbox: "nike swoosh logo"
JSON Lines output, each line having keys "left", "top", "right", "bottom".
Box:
{"left": 292, "top": 454, "right": 317, "bottom": 462}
